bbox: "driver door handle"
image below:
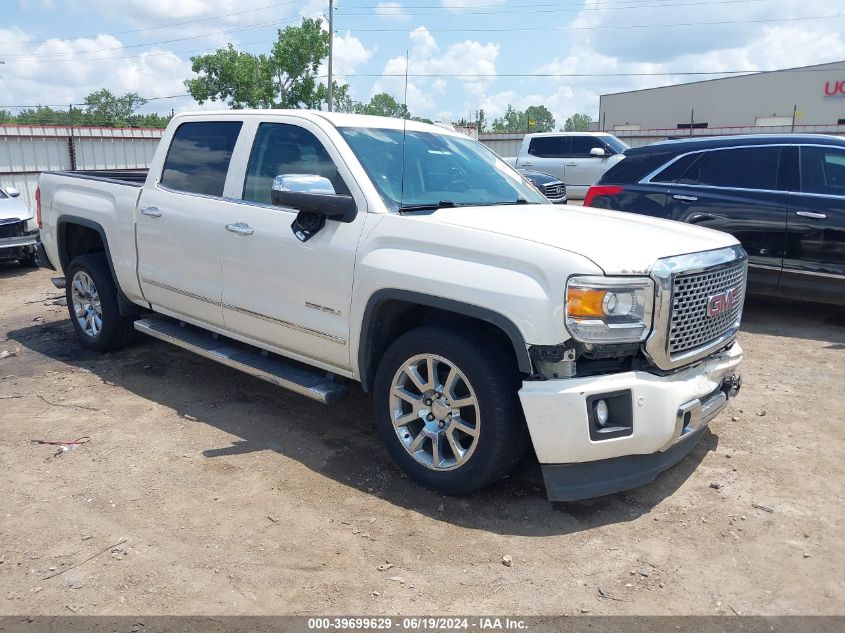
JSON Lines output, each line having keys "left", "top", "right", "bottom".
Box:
{"left": 226, "top": 222, "right": 254, "bottom": 236}
{"left": 673, "top": 194, "right": 698, "bottom": 202}
{"left": 565, "top": 162, "right": 578, "bottom": 167}
{"left": 140, "top": 206, "right": 162, "bottom": 217}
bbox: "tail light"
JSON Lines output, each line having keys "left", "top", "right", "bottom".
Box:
{"left": 584, "top": 185, "right": 623, "bottom": 208}
{"left": 35, "top": 187, "right": 42, "bottom": 228}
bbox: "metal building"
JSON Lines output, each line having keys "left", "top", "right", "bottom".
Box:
{"left": 598, "top": 60, "right": 845, "bottom": 133}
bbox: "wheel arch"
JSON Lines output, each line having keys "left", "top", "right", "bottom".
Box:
{"left": 358, "top": 289, "right": 533, "bottom": 393}
{"left": 57, "top": 215, "right": 142, "bottom": 316}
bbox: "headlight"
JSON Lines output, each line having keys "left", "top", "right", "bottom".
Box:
{"left": 565, "top": 276, "right": 654, "bottom": 343}
{"left": 25, "top": 217, "right": 39, "bottom": 233}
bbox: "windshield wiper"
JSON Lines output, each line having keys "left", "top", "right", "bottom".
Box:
{"left": 487, "top": 198, "right": 533, "bottom": 206}
{"left": 398, "top": 200, "right": 457, "bottom": 213}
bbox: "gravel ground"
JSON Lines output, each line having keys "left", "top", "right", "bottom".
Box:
{"left": 0, "top": 264, "right": 843, "bottom": 616}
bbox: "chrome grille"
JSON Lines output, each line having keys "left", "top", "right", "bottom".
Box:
{"left": 669, "top": 261, "right": 746, "bottom": 355}
{"left": 542, "top": 183, "right": 566, "bottom": 199}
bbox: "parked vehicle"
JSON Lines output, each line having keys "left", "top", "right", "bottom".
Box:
{"left": 37, "top": 111, "right": 745, "bottom": 501}
{"left": 517, "top": 169, "right": 567, "bottom": 203}
{"left": 0, "top": 186, "right": 38, "bottom": 267}
{"left": 505, "top": 132, "right": 629, "bottom": 199}
{"left": 584, "top": 134, "right": 845, "bottom": 305}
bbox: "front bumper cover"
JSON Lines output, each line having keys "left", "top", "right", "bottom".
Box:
{"left": 542, "top": 378, "right": 739, "bottom": 501}
{"left": 518, "top": 343, "right": 743, "bottom": 501}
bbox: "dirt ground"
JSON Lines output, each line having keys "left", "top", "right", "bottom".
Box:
{"left": 0, "top": 264, "right": 843, "bottom": 616}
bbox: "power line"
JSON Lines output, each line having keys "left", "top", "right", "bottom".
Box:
{"left": 340, "top": 0, "right": 770, "bottom": 16}
{"left": 0, "top": 16, "right": 300, "bottom": 59}
{"left": 4, "top": 62, "right": 844, "bottom": 110}
{"left": 349, "top": 13, "right": 845, "bottom": 32}
{"left": 0, "top": 0, "right": 308, "bottom": 46}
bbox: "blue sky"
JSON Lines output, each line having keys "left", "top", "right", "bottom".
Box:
{"left": 2, "top": 0, "right": 845, "bottom": 127}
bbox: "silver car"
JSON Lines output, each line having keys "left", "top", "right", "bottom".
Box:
{"left": 0, "top": 186, "right": 38, "bottom": 267}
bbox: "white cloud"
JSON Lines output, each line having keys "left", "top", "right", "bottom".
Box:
{"left": 0, "top": 28, "right": 193, "bottom": 113}
{"left": 371, "top": 27, "right": 499, "bottom": 115}
{"left": 375, "top": 2, "right": 410, "bottom": 22}
{"left": 440, "top": 0, "right": 505, "bottom": 10}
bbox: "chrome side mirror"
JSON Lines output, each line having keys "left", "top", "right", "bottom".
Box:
{"left": 3, "top": 186, "right": 20, "bottom": 197}
{"left": 589, "top": 147, "right": 607, "bottom": 158}
{"left": 272, "top": 174, "right": 336, "bottom": 195}
{"left": 271, "top": 174, "right": 356, "bottom": 242}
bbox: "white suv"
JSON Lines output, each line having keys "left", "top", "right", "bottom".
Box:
{"left": 506, "top": 132, "right": 628, "bottom": 199}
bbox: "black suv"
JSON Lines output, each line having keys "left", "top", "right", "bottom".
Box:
{"left": 584, "top": 135, "right": 845, "bottom": 305}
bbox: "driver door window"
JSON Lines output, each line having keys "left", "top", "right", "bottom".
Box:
{"left": 243, "top": 123, "right": 350, "bottom": 205}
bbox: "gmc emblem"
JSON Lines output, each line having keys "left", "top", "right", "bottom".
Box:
{"left": 706, "top": 286, "right": 742, "bottom": 317}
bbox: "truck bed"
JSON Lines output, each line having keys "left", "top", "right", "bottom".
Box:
{"left": 45, "top": 169, "right": 149, "bottom": 187}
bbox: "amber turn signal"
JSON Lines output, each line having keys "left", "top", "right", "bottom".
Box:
{"left": 566, "top": 287, "right": 608, "bottom": 318}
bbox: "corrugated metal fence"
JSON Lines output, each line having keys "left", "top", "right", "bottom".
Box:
{"left": 0, "top": 125, "right": 163, "bottom": 212}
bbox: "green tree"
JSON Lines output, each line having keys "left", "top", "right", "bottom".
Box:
{"left": 185, "top": 18, "right": 336, "bottom": 110}
{"left": 475, "top": 109, "right": 487, "bottom": 133}
{"left": 357, "top": 93, "right": 410, "bottom": 119}
{"left": 524, "top": 105, "right": 555, "bottom": 132}
{"left": 563, "top": 113, "right": 592, "bottom": 132}
{"left": 82, "top": 89, "right": 147, "bottom": 126}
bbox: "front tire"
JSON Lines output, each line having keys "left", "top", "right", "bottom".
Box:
{"left": 373, "top": 325, "right": 528, "bottom": 495}
{"left": 66, "top": 253, "right": 134, "bottom": 352}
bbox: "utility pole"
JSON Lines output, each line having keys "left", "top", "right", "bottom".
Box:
{"left": 327, "top": 0, "right": 334, "bottom": 112}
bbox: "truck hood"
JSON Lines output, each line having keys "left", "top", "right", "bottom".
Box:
{"left": 0, "top": 197, "right": 33, "bottom": 222}
{"left": 421, "top": 203, "right": 739, "bottom": 275}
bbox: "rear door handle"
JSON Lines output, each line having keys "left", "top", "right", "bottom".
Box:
{"left": 795, "top": 210, "right": 827, "bottom": 220}
{"left": 520, "top": 162, "right": 533, "bottom": 166}
{"left": 565, "top": 162, "right": 578, "bottom": 167}
{"left": 226, "top": 222, "right": 254, "bottom": 236}
{"left": 673, "top": 194, "right": 698, "bottom": 202}
{"left": 140, "top": 206, "right": 162, "bottom": 217}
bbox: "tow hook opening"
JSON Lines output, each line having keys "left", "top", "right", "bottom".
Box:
{"left": 723, "top": 373, "right": 742, "bottom": 398}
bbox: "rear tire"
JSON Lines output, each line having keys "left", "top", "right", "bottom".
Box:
{"left": 65, "top": 253, "right": 134, "bottom": 352}
{"left": 373, "top": 325, "right": 528, "bottom": 495}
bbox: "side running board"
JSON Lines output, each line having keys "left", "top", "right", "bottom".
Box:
{"left": 134, "top": 317, "right": 348, "bottom": 405}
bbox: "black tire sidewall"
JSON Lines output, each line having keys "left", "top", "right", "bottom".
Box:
{"left": 65, "top": 254, "right": 127, "bottom": 352}
{"left": 373, "top": 325, "right": 527, "bottom": 495}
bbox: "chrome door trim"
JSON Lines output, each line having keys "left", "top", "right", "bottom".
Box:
{"left": 222, "top": 302, "right": 346, "bottom": 345}
{"left": 141, "top": 277, "right": 346, "bottom": 344}
{"left": 141, "top": 277, "right": 220, "bottom": 306}
{"left": 780, "top": 268, "right": 845, "bottom": 280}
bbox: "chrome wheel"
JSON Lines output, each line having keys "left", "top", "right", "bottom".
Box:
{"left": 71, "top": 271, "right": 103, "bottom": 338}
{"left": 389, "top": 353, "right": 480, "bottom": 471}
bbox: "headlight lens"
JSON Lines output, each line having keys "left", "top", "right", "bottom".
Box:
{"left": 565, "top": 276, "right": 654, "bottom": 343}
{"left": 25, "top": 216, "right": 39, "bottom": 233}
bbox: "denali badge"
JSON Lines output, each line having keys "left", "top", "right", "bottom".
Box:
{"left": 706, "top": 286, "right": 742, "bottom": 317}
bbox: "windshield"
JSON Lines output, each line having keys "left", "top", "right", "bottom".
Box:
{"left": 605, "top": 136, "right": 630, "bottom": 154}
{"left": 339, "top": 127, "right": 548, "bottom": 211}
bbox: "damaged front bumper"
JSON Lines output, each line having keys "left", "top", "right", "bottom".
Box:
{"left": 518, "top": 343, "right": 743, "bottom": 501}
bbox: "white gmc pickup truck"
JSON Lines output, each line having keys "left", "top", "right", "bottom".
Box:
{"left": 35, "top": 111, "right": 745, "bottom": 501}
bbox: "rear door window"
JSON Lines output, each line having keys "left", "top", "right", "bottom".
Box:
{"left": 800, "top": 146, "right": 845, "bottom": 196}
{"left": 650, "top": 153, "right": 702, "bottom": 183}
{"left": 160, "top": 121, "right": 243, "bottom": 197}
{"left": 677, "top": 146, "right": 780, "bottom": 190}
{"left": 528, "top": 137, "right": 563, "bottom": 158}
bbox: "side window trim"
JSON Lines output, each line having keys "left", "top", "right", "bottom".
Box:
{"left": 642, "top": 143, "right": 807, "bottom": 193}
